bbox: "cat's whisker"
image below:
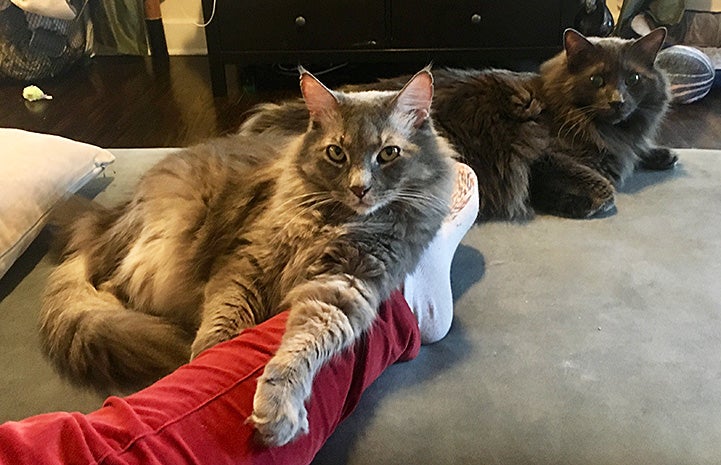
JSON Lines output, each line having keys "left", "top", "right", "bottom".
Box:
{"left": 564, "top": 117, "right": 588, "bottom": 145}
{"left": 558, "top": 106, "right": 596, "bottom": 145}
{"left": 397, "top": 190, "right": 445, "bottom": 204}
{"left": 557, "top": 106, "right": 592, "bottom": 135}
{"left": 395, "top": 191, "right": 449, "bottom": 216}
{"left": 278, "top": 197, "right": 338, "bottom": 233}
{"left": 274, "top": 191, "right": 327, "bottom": 210}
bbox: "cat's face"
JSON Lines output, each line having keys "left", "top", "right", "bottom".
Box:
{"left": 562, "top": 28, "right": 667, "bottom": 125}
{"left": 295, "top": 70, "right": 439, "bottom": 216}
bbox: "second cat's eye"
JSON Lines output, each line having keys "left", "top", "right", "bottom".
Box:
{"left": 377, "top": 146, "right": 401, "bottom": 164}
{"left": 590, "top": 75, "right": 605, "bottom": 88}
{"left": 626, "top": 73, "right": 641, "bottom": 86}
{"left": 325, "top": 144, "right": 346, "bottom": 163}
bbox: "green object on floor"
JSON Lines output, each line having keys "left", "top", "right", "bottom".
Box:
{"left": 22, "top": 85, "right": 52, "bottom": 101}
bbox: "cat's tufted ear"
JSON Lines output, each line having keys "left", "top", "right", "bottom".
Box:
{"left": 630, "top": 27, "right": 667, "bottom": 68}
{"left": 299, "top": 68, "right": 339, "bottom": 124}
{"left": 393, "top": 67, "right": 434, "bottom": 127}
{"left": 564, "top": 28, "right": 596, "bottom": 72}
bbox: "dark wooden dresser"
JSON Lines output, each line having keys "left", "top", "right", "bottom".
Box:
{"left": 201, "top": 1, "right": 580, "bottom": 96}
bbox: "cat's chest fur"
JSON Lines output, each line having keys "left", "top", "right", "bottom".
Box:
{"left": 230, "top": 175, "right": 362, "bottom": 313}
{"left": 233, "top": 181, "right": 435, "bottom": 317}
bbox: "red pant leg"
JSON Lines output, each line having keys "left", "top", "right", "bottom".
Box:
{"left": 0, "top": 290, "right": 420, "bottom": 465}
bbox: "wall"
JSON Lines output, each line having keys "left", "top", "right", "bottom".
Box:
{"left": 159, "top": 0, "right": 209, "bottom": 55}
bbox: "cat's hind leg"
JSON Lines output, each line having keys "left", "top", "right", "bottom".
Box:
{"left": 191, "top": 254, "right": 266, "bottom": 358}
{"left": 530, "top": 153, "right": 616, "bottom": 218}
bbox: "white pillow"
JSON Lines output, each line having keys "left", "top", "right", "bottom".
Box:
{"left": 0, "top": 128, "right": 115, "bottom": 279}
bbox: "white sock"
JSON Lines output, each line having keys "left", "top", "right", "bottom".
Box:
{"left": 404, "top": 162, "right": 479, "bottom": 344}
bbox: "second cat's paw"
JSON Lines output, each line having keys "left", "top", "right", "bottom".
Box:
{"left": 585, "top": 197, "right": 616, "bottom": 219}
{"left": 509, "top": 92, "right": 543, "bottom": 120}
{"left": 536, "top": 183, "right": 615, "bottom": 219}
{"left": 249, "top": 369, "right": 309, "bottom": 447}
{"left": 639, "top": 148, "right": 678, "bottom": 171}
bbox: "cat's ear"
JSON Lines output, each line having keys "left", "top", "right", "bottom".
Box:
{"left": 393, "top": 67, "right": 434, "bottom": 127}
{"left": 630, "top": 27, "right": 667, "bottom": 68}
{"left": 299, "top": 68, "right": 339, "bottom": 124}
{"left": 564, "top": 28, "right": 596, "bottom": 71}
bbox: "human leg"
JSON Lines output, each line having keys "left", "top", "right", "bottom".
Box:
{"left": 0, "top": 291, "right": 419, "bottom": 465}
{"left": 404, "top": 162, "right": 479, "bottom": 343}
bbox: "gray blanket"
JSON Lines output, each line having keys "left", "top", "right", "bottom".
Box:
{"left": 1, "top": 148, "right": 719, "bottom": 465}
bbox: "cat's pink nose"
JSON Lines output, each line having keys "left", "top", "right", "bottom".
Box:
{"left": 350, "top": 185, "right": 371, "bottom": 199}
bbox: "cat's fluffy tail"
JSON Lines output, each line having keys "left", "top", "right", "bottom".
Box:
{"left": 39, "top": 251, "right": 192, "bottom": 393}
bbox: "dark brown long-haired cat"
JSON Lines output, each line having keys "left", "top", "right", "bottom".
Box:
{"left": 40, "top": 69, "right": 456, "bottom": 446}
{"left": 242, "top": 28, "right": 675, "bottom": 220}
{"left": 528, "top": 27, "right": 676, "bottom": 218}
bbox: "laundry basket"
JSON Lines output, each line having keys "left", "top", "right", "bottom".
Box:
{"left": 0, "top": 0, "right": 89, "bottom": 81}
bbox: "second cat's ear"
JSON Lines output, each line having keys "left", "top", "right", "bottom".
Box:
{"left": 299, "top": 68, "right": 339, "bottom": 124}
{"left": 393, "top": 68, "right": 434, "bottom": 128}
{"left": 630, "top": 27, "right": 667, "bottom": 67}
{"left": 564, "top": 28, "right": 595, "bottom": 71}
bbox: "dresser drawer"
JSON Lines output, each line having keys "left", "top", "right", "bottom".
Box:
{"left": 391, "top": 0, "right": 561, "bottom": 48}
{"left": 215, "top": 0, "right": 385, "bottom": 51}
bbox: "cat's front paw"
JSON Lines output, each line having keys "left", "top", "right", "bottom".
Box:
{"left": 249, "top": 367, "right": 309, "bottom": 447}
{"left": 639, "top": 148, "right": 678, "bottom": 171}
{"left": 585, "top": 197, "right": 616, "bottom": 219}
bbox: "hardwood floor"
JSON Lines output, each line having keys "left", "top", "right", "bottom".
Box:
{"left": 0, "top": 55, "right": 719, "bottom": 149}
{"left": 658, "top": 87, "right": 721, "bottom": 149}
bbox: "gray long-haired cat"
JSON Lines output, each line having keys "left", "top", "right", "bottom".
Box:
{"left": 40, "top": 68, "right": 456, "bottom": 446}
{"left": 242, "top": 28, "right": 675, "bottom": 220}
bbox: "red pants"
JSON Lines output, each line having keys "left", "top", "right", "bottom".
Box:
{"left": 0, "top": 291, "right": 420, "bottom": 465}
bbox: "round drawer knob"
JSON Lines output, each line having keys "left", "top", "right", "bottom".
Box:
{"left": 295, "top": 16, "right": 306, "bottom": 27}
{"left": 471, "top": 13, "right": 481, "bottom": 24}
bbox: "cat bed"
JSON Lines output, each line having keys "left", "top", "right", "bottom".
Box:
{"left": 656, "top": 45, "right": 716, "bottom": 103}
{"left": 0, "top": 128, "right": 114, "bottom": 279}
{"left": 2, "top": 146, "right": 721, "bottom": 464}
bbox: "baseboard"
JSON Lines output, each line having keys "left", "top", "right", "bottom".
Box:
{"left": 162, "top": 18, "right": 208, "bottom": 56}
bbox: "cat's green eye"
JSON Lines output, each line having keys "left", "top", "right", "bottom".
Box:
{"left": 325, "top": 144, "right": 346, "bottom": 163}
{"left": 626, "top": 73, "right": 641, "bottom": 86}
{"left": 590, "top": 75, "right": 605, "bottom": 88}
{"left": 377, "top": 146, "right": 401, "bottom": 164}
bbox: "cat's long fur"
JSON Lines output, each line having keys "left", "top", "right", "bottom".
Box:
{"left": 528, "top": 28, "right": 675, "bottom": 218}
{"left": 241, "top": 29, "right": 675, "bottom": 220}
{"left": 40, "top": 69, "right": 455, "bottom": 446}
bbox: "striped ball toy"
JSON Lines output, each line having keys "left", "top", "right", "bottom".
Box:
{"left": 656, "top": 45, "right": 716, "bottom": 104}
